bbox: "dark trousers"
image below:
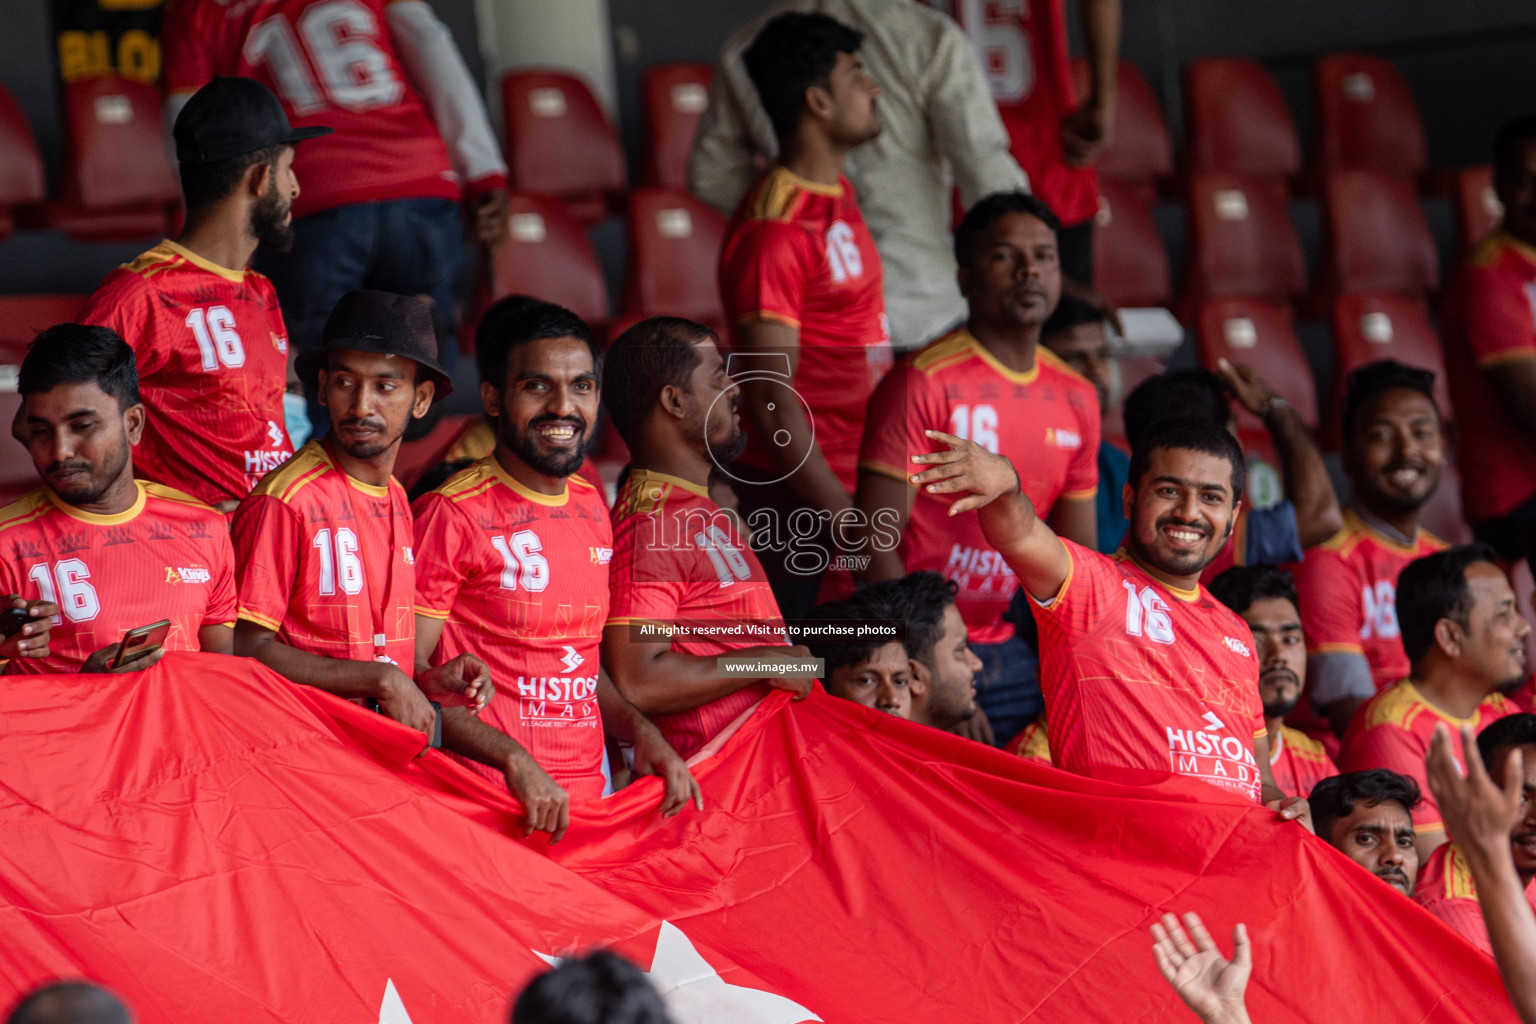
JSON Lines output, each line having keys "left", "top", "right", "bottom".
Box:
{"left": 1056, "top": 220, "right": 1095, "bottom": 289}
{"left": 1473, "top": 489, "right": 1536, "bottom": 563}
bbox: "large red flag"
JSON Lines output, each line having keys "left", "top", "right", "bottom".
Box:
{"left": 0, "top": 654, "right": 1518, "bottom": 1022}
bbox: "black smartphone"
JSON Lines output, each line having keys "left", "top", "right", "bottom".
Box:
{"left": 109, "top": 619, "right": 172, "bottom": 670}
{"left": 0, "top": 606, "right": 31, "bottom": 641}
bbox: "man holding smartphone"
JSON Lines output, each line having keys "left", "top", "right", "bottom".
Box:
{"left": 0, "top": 324, "right": 236, "bottom": 674}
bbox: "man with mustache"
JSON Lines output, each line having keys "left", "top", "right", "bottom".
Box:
{"left": 909, "top": 414, "right": 1308, "bottom": 821}
{"left": 808, "top": 588, "right": 913, "bottom": 719}
{"left": 601, "top": 317, "right": 817, "bottom": 759}
{"left": 413, "top": 302, "right": 699, "bottom": 836}
{"left": 1309, "top": 770, "right": 1421, "bottom": 897}
{"left": 1414, "top": 713, "right": 1536, "bottom": 954}
{"left": 1, "top": 323, "right": 226, "bottom": 674}
{"left": 80, "top": 77, "right": 330, "bottom": 511}
{"left": 232, "top": 293, "right": 491, "bottom": 755}
{"left": 859, "top": 191, "right": 1100, "bottom": 747}
{"left": 1210, "top": 565, "right": 1338, "bottom": 798}
{"left": 1295, "top": 361, "right": 1449, "bottom": 736}
{"left": 1342, "top": 544, "right": 1525, "bottom": 862}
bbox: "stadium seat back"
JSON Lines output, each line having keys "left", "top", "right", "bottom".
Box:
{"left": 1184, "top": 58, "right": 1301, "bottom": 179}
{"left": 501, "top": 70, "right": 626, "bottom": 206}
{"left": 484, "top": 193, "right": 609, "bottom": 330}
{"left": 1329, "top": 290, "right": 1451, "bottom": 413}
{"left": 1320, "top": 169, "right": 1439, "bottom": 295}
{"left": 58, "top": 76, "right": 178, "bottom": 210}
{"left": 1453, "top": 165, "right": 1502, "bottom": 256}
{"left": 623, "top": 186, "right": 728, "bottom": 330}
{"left": 1092, "top": 181, "right": 1170, "bottom": 308}
{"left": 1185, "top": 171, "right": 1307, "bottom": 302}
{"left": 1313, "top": 54, "right": 1426, "bottom": 178}
{"left": 641, "top": 62, "right": 714, "bottom": 188}
{"left": 0, "top": 299, "right": 88, "bottom": 503}
{"left": 1102, "top": 354, "right": 1165, "bottom": 448}
{"left": 0, "top": 85, "right": 45, "bottom": 208}
{"left": 1070, "top": 58, "right": 1173, "bottom": 186}
{"left": 1195, "top": 297, "right": 1318, "bottom": 431}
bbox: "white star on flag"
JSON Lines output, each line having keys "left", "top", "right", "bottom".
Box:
{"left": 378, "top": 979, "right": 413, "bottom": 1023}
{"left": 535, "top": 921, "right": 821, "bottom": 1024}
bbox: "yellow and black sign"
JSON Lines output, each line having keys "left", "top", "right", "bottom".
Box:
{"left": 54, "top": 0, "right": 164, "bottom": 85}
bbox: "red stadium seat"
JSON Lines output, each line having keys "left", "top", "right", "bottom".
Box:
{"left": 1195, "top": 297, "right": 1318, "bottom": 432}
{"left": 0, "top": 85, "right": 45, "bottom": 241}
{"left": 1183, "top": 171, "right": 1307, "bottom": 305}
{"left": 0, "top": 297, "right": 87, "bottom": 504}
{"left": 501, "top": 69, "right": 627, "bottom": 224}
{"left": 33, "top": 76, "right": 178, "bottom": 242}
{"left": 1102, "top": 354, "right": 1165, "bottom": 448}
{"left": 1318, "top": 169, "right": 1439, "bottom": 297}
{"left": 1092, "top": 181, "right": 1170, "bottom": 308}
{"left": 621, "top": 186, "right": 728, "bottom": 332}
{"left": 1328, "top": 290, "right": 1451, "bottom": 416}
{"left": 640, "top": 62, "right": 714, "bottom": 188}
{"left": 471, "top": 192, "right": 609, "bottom": 352}
{"left": 1184, "top": 58, "right": 1301, "bottom": 181}
{"left": 1313, "top": 54, "right": 1427, "bottom": 180}
{"left": 1453, "top": 165, "right": 1502, "bottom": 256}
{"left": 1070, "top": 58, "right": 1173, "bottom": 195}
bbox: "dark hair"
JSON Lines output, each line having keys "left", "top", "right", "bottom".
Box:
{"left": 7, "top": 981, "right": 132, "bottom": 1024}
{"left": 1340, "top": 359, "right": 1439, "bottom": 443}
{"left": 743, "top": 12, "right": 863, "bottom": 142}
{"left": 1208, "top": 564, "right": 1299, "bottom": 617}
{"left": 180, "top": 143, "right": 285, "bottom": 217}
{"left": 1396, "top": 543, "right": 1502, "bottom": 667}
{"left": 807, "top": 589, "right": 903, "bottom": 680}
{"left": 1122, "top": 369, "right": 1230, "bottom": 450}
{"left": 953, "top": 191, "right": 1062, "bottom": 267}
{"left": 1309, "top": 769, "right": 1421, "bottom": 841}
{"left": 1041, "top": 289, "right": 1112, "bottom": 346}
{"left": 476, "top": 296, "right": 600, "bottom": 390}
{"left": 602, "top": 317, "right": 713, "bottom": 448}
{"left": 1495, "top": 114, "right": 1536, "bottom": 168}
{"left": 1126, "top": 416, "right": 1245, "bottom": 504}
{"left": 1478, "top": 712, "right": 1536, "bottom": 773}
{"left": 19, "top": 323, "right": 140, "bottom": 410}
{"left": 510, "top": 951, "right": 672, "bottom": 1024}
{"left": 854, "top": 571, "right": 957, "bottom": 669}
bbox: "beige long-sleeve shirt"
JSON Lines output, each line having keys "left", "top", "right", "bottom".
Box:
{"left": 689, "top": 0, "right": 1028, "bottom": 351}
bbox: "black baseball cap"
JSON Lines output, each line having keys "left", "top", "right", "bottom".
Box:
{"left": 174, "top": 77, "right": 333, "bottom": 164}
{"left": 296, "top": 291, "right": 453, "bottom": 401}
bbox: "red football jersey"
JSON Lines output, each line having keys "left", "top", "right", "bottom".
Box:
{"left": 1414, "top": 842, "right": 1536, "bottom": 956}
{"left": 412, "top": 456, "right": 611, "bottom": 799}
{"left": 943, "top": 0, "right": 1098, "bottom": 225}
{"left": 860, "top": 330, "right": 1100, "bottom": 644}
{"left": 608, "top": 469, "right": 788, "bottom": 759}
{"left": 81, "top": 241, "right": 293, "bottom": 506}
{"left": 231, "top": 440, "right": 416, "bottom": 668}
{"left": 162, "top": 0, "right": 467, "bottom": 218}
{"left": 720, "top": 166, "right": 893, "bottom": 492}
{"left": 1295, "top": 510, "right": 1447, "bottom": 694}
{"left": 1341, "top": 680, "right": 1515, "bottom": 835}
{"left": 1267, "top": 724, "right": 1338, "bottom": 799}
{"left": 1442, "top": 233, "right": 1536, "bottom": 521}
{"left": 0, "top": 483, "right": 235, "bottom": 674}
{"left": 1029, "top": 540, "right": 1268, "bottom": 802}
{"left": 1005, "top": 718, "right": 1052, "bottom": 763}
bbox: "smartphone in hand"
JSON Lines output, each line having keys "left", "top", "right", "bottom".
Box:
{"left": 110, "top": 619, "right": 172, "bottom": 670}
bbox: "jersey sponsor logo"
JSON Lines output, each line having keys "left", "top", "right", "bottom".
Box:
{"left": 1046, "top": 427, "right": 1082, "bottom": 449}
{"left": 266, "top": 420, "right": 287, "bottom": 448}
{"left": 517, "top": 674, "right": 600, "bottom": 724}
{"left": 1165, "top": 712, "right": 1260, "bottom": 793}
{"left": 164, "top": 565, "right": 211, "bottom": 584}
{"left": 559, "top": 645, "right": 585, "bottom": 673}
{"left": 1222, "top": 635, "right": 1252, "bottom": 657}
{"left": 946, "top": 544, "right": 1016, "bottom": 581}
{"left": 589, "top": 546, "right": 613, "bottom": 565}
{"left": 245, "top": 448, "right": 291, "bottom": 476}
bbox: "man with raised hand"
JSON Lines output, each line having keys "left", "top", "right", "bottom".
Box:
{"left": 908, "top": 415, "right": 1308, "bottom": 821}
{"left": 232, "top": 293, "right": 488, "bottom": 752}
{"left": 413, "top": 300, "right": 698, "bottom": 836}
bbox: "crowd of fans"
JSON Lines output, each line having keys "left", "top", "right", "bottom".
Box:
{"left": 9, "top": 0, "right": 1536, "bottom": 1020}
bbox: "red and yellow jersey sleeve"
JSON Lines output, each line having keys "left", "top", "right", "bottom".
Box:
{"left": 719, "top": 217, "right": 817, "bottom": 328}
{"left": 1294, "top": 545, "right": 1366, "bottom": 657}
{"left": 606, "top": 510, "right": 688, "bottom": 628}
{"left": 230, "top": 492, "right": 301, "bottom": 633}
{"left": 409, "top": 491, "right": 472, "bottom": 621}
{"left": 857, "top": 357, "right": 942, "bottom": 483}
{"left": 1463, "top": 244, "right": 1536, "bottom": 369}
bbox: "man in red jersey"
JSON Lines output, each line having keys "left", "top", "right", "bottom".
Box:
{"left": 910, "top": 414, "right": 1309, "bottom": 820}
{"left": 719, "top": 12, "right": 893, "bottom": 620}
{"left": 1, "top": 324, "right": 232, "bottom": 674}
{"left": 1209, "top": 565, "right": 1339, "bottom": 798}
{"left": 162, "top": 0, "right": 508, "bottom": 394}
{"left": 232, "top": 293, "right": 490, "bottom": 751}
{"left": 81, "top": 78, "right": 331, "bottom": 509}
{"left": 1442, "top": 115, "right": 1536, "bottom": 563}
{"left": 859, "top": 190, "right": 1098, "bottom": 744}
{"left": 945, "top": 0, "right": 1121, "bottom": 284}
{"left": 414, "top": 301, "right": 698, "bottom": 836}
{"left": 1342, "top": 544, "right": 1525, "bottom": 862}
{"left": 1309, "top": 770, "right": 1420, "bottom": 897}
{"left": 1415, "top": 714, "right": 1536, "bottom": 954}
{"left": 1295, "top": 361, "right": 1448, "bottom": 736}
{"left": 600, "top": 316, "right": 819, "bottom": 759}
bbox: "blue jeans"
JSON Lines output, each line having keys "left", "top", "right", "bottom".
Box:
{"left": 255, "top": 198, "right": 465, "bottom": 431}
{"left": 971, "top": 630, "right": 1042, "bottom": 747}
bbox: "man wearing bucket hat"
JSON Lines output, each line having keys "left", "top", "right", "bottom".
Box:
{"left": 81, "top": 77, "right": 333, "bottom": 511}
{"left": 232, "top": 290, "right": 491, "bottom": 745}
